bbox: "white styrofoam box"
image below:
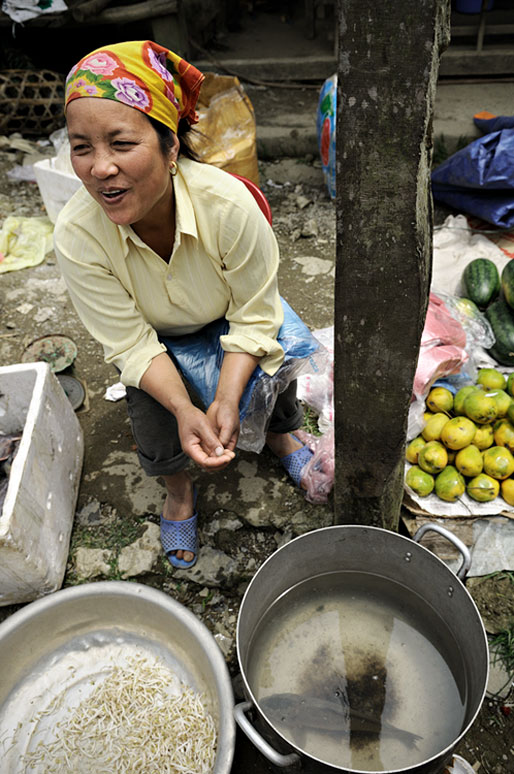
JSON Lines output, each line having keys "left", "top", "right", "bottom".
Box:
{"left": 33, "top": 158, "right": 82, "bottom": 224}
{"left": 0, "top": 363, "right": 84, "bottom": 605}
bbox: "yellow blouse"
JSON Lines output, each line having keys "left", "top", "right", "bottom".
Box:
{"left": 54, "top": 158, "right": 284, "bottom": 388}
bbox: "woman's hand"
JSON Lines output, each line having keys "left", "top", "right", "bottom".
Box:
{"left": 140, "top": 352, "right": 234, "bottom": 470}
{"left": 207, "top": 351, "right": 260, "bottom": 454}
{"left": 206, "top": 398, "right": 240, "bottom": 452}
{"left": 177, "top": 403, "right": 235, "bottom": 470}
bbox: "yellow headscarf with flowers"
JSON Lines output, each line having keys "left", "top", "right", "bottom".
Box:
{"left": 65, "top": 40, "right": 204, "bottom": 134}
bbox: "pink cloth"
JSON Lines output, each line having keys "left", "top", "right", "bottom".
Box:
{"left": 421, "top": 292, "right": 467, "bottom": 349}
{"left": 414, "top": 294, "right": 468, "bottom": 397}
{"left": 413, "top": 344, "right": 468, "bottom": 398}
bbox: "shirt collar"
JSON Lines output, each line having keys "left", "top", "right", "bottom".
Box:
{"left": 118, "top": 158, "right": 198, "bottom": 253}
{"left": 173, "top": 160, "right": 198, "bottom": 240}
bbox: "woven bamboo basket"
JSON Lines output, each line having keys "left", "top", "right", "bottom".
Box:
{"left": 0, "top": 70, "right": 65, "bottom": 136}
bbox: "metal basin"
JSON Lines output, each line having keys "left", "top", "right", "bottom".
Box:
{"left": 0, "top": 580, "right": 235, "bottom": 772}
{"left": 235, "top": 524, "right": 488, "bottom": 774}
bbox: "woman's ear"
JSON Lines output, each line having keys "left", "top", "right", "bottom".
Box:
{"left": 169, "top": 131, "right": 180, "bottom": 163}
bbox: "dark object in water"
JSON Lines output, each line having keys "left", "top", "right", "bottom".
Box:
{"left": 260, "top": 692, "right": 422, "bottom": 747}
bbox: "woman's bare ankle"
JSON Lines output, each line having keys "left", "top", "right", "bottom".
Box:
{"left": 162, "top": 471, "right": 193, "bottom": 521}
{"left": 266, "top": 431, "right": 302, "bottom": 459}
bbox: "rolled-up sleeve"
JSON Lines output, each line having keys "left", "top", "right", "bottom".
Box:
{"left": 54, "top": 220, "right": 166, "bottom": 388}
{"left": 217, "top": 196, "right": 284, "bottom": 376}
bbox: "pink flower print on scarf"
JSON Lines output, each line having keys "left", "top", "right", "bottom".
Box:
{"left": 82, "top": 53, "right": 118, "bottom": 76}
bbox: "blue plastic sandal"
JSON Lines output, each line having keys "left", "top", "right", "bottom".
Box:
{"left": 280, "top": 434, "right": 314, "bottom": 488}
{"left": 160, "top": 488, "right": 199, "bottom": 569}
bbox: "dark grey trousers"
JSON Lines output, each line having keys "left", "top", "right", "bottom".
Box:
{"left": 125, "top": 371, "right": 304, "bottom": 476}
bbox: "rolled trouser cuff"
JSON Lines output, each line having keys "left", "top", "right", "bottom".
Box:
{"left": 135, "top": 447, "right": 190, "bottom": 477}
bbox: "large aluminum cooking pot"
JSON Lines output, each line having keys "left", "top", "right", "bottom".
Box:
{"left": 235, "top": 524, "right": 488, "bottom": 774}
{"left": 0, "top": 581, "right": 235, "bottom": 772}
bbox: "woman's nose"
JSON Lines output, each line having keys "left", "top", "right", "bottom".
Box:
{"left": 91, "top": 152, "right": 118, "bottom": 178}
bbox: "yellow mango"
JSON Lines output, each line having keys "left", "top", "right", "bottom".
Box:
{"left": 422, "top": 413, "right": 449, "bottom": 442}
{"left": 453, "top": 385, "right": 478, "bottom": 416}
{"left": 418, "top": 441, "right": 448, "bottom": 475}
{"left": 474, "top": 423, "right": 494, "bottom": 450}
{"left": 493, "top": 419, "right": 514, "bottom": 451}
{"left": 405, "top": 436, "right": 426, "bottom": 464}
{"left": 405, "top": 466, "right": 434, "bottom": 497}
{"left": 500, "top": 478, "right": 514, "bottom": 506}
{"left": 426, "top": 387, "right": 453, "bottom": 414}
{"left": 483, "top": 446, "right": 514, "bottom": 480}
{"left": 464, "top": 391, "right": 498, "bottom": 425}
{"left": 477, "top": 368, "right": 506, "bottom": 390}
{"left": 467, "top": 473, "right": 499, "bottom": 502}
{"left": 435, "top": 466, "right": 465, "bottom": 503}
{"left": 440, "top": 416, "right": 476, "bottom": 450}
{"left": 455, "top": 445, "right": 483, "bottom": 477}
{"left": 487, "top": 389, "right": 512, "bottom": 418}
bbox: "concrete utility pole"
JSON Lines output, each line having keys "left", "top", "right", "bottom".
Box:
{"left": 334, "top": 0, "right": 451, "bottom": 528}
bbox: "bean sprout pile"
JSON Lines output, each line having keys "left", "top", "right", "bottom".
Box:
{"left": 22, "top": 656, "right": 217, "bottom": 773}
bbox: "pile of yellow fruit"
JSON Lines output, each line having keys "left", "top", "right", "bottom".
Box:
{"left": 405, "top": 367, "right": 514, "bottom": 506}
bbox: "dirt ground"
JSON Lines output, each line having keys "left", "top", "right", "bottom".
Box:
{"left": 0, "top": 109, "right": 513, "bottom": 771}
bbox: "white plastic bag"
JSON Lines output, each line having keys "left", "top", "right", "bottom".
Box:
{"left": 432, "top": 214, "right": 511, "bottom": 296}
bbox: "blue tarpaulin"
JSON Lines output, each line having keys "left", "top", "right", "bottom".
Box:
{"left": 474, "top": 114, "right": 514, "bottom": 134}
{"left": 431, "top": 127, "right": 514, "bottom": 228}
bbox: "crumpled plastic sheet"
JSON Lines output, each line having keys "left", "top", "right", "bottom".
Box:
{"left": 104, "top": 382, "right": 127, "bottom": 402}
{"left": 0, "top": 216, "right": 54, "bottom": 273}
{"left": 295, "top": 427, "right": 334, "bottom": 505}
{"left": 432, "top": 128, "right": 514, "bottom": 228}
{"left": 421, "top": 292, "right": 467, "bottom": 349}
{"left": 297, "top": 326, "right": 334, "bottom": 433}
{"left": 435, "top": 290, "right": 495, "bottom": 351}
{"left": 6, "top": 165, "right": 38, "bottom": 183}
{"left": 468, "top": 517, "right": 514, "bottom": 576}
{"left": 295, "top": 328, "right": 335, "bottom": 503}
{"left": 432, "top": 213, "right": 511, "bottom": 298}
{"left": 435, "top": 517, "right": 514, "bottom": 579}
{"left": 1, "top": 0, "right": 67, "bottom": 23}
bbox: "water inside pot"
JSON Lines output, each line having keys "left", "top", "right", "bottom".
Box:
{"left": 246, "top": 571, "right": 468, "bottom": 772}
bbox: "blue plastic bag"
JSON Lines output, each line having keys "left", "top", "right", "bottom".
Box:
{"left": 159, "top": 298, "right": 327, "bottom": 452}
{"left": 474, "top": 114, "right": 514, "bottom": 134}
{"left": 317, "top": 74, "right": 337, "bottom": 200}
{"left": 431, "top": 129, "right": 514, "bottom": 228}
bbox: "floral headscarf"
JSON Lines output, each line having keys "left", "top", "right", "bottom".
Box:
{"left": 65, "top": 40, "right": 204, "bottom": 134}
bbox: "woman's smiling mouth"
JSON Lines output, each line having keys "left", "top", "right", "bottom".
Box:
{"left": 100, "top": 188, "right": 128, "bottom": 202}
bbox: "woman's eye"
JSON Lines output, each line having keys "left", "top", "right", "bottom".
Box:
{"left": 113, "top": 141, "right": 133, "bottom": 148}
{"left": 72, "top": 144, "right": 89, "bottom": 153}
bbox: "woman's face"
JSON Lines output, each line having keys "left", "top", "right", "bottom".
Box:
{"left": 66, "top": 98, "right": 179, "bottom": 229}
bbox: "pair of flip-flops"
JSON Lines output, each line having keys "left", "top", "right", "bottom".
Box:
{"left": 279, "top": 433, "right": 314, "bottom": 488}
{"left": 160, "top": 487, "right": 199, "bottom": 569}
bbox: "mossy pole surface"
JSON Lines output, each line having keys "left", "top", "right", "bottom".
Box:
{"left": 333, "top": 0, "right": 451, "bottom": 528}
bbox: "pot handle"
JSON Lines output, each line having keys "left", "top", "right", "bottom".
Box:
{"left": 234, "top": 700, "right": 301, "bottom": 768}
{"left": 413, "top": 522, "right": 471, "bottom": 581}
